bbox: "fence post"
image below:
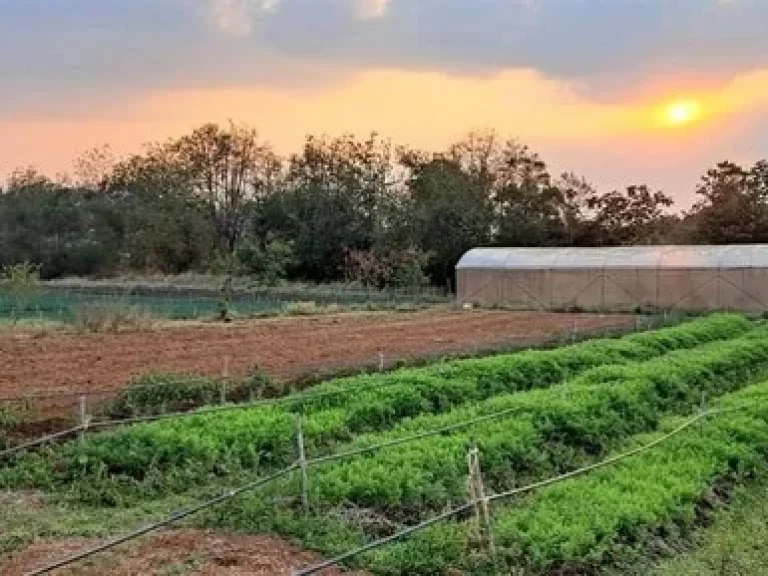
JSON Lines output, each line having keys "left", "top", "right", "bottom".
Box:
{"left": 378, "top": 351, "right": 385, "bottom": 373}
{"left": 296, "top": 415, "right": 309, "bottom": 515}
{"left": 467, "top": 444, "right": 495, "bottom": 555}
{"left": 78, "top": 395, "right": 91, "bottom": 443}
{"left": 220, "top": 356, "right": 230, "bottom": 404}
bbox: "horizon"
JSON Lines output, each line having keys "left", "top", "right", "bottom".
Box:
{"left": 2, "top": 0, "right": 767, "bottom": 208}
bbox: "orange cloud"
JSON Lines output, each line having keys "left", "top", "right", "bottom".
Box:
{"left": 2, "top": 66, "right": 767, "bottom": 201}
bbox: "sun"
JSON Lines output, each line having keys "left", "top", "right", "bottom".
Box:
{"left": 662, "top": 99, "right": 703, "bottom": 127}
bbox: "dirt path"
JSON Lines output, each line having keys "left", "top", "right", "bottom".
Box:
{"left": 0, "top": 529, "right": 364, "bottom": 575}
{"left": 0, "top": 310, "right": 633, "bottom": 398}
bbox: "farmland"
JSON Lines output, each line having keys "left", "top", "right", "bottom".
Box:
{"left": 0, "top": 309, "right": 632, "bottom": 400}
{"left": 5, "top": 313, "right": 768, "bottom": 575}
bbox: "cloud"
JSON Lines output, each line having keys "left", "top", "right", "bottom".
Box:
{"left": 1, "top": 0, "right": 767, "bottom": 112}
{"left": 208, "top": 0, "right": 281, "bottom": 36}
{"left": 352, "top": 0, "right": 390, "bottom": 20}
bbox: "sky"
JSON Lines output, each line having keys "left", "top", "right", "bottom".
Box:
{"left": 1, "top": 0, "right": 767, "bottom": 208}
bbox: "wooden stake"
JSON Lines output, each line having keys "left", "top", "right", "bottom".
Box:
{"left": 78, "top": 395, "right": 90, "bottom": 443}
{"left": 467, "top": 444, "right": 495, "bottom": 555}
{"left": 220, "top": 356, "right": 230, "bottom": 404}
{"left": 296, "top": 415, "right": 309, "bottom": 514}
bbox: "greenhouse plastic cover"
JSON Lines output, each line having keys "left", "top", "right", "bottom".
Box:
{"left": 456, "top": 245, "right": 768, "bottom": 270}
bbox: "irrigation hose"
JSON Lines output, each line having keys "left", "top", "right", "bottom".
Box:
{"left": 24, "top": 464, "right": 299, "bottom": 576}
{"left": 292, "top": 405, "right": 753, "bottom": 575}
{"left": 0, "top": 425, "right": 84, "bottom": 459}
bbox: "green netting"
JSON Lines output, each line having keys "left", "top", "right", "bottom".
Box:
{"left": 0, "top": 286, "right": 448, "bottom": 322}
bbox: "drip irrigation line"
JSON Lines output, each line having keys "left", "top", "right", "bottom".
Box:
{"left": 292, "top": 404, "right": 756, "bottom": 575}
{"left": 308, "top": 404, "right": 533, "bottom": 467}
{"left": 17, "top": 400, "right": 762, "bottom": 575}
{"left": 24, "top": 464, "right": 299, "bottom": 576}
{"left": 0, "top": 426, "right": 84, "bottom": 459}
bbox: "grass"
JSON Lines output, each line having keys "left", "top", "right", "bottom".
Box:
{"left": 0, "top": 490, "right": 198, "bottom": 557}
{"left": 650, "top": 479, "right": 768, "bottom": 576}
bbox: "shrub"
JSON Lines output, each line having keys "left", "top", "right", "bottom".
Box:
{"left": 286, "top": 301, "right": 321, "bottom": 316}
{"left": 107, "top": 371, "right": 277, "bottom": 418}
{"left": 0, "top": 407, "right": 19, "bottom": 450}
{"left": 73, "top": 303, "right": 153, "bottom": 333}
{"left": 1, "top": 262, "right": 40, "bottom": 322}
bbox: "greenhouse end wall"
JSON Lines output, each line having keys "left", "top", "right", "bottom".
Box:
{"left": 456, "top": 246, "right": 768, "bottom": 312}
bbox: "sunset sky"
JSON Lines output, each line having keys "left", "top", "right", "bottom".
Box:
{"left": 1, "top": 0, "right": 767, "bottom": 207}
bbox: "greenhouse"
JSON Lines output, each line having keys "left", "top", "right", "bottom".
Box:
{"left": 456, "top": 245, "right": 768, "bottom": 312}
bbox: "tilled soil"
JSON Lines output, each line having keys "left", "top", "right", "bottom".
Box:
{"left": 0, "top": 529, "right": 365, "bottom": 575}
{"left": 0, "top": 310, "right": 632, "bottom": 399}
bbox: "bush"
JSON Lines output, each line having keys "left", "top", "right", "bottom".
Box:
{"left": 286, "top": 301, "right": 321, "bottom": 316}
{"left": 0, "top": 407, "right": 19, "bottom": 450}
{"left": 73, "top": 303, "right": 153, "bottom": 333}
{"left": 107, "top": 370, "right": 277, "bottom": 418}
{"left": 1, "top": 262, "right": 40, "bottom": 321}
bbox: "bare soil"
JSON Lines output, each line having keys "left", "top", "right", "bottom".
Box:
{"left": 0, "top": 529, "right": 365, "bottom": 575}
{"left": 0, "top": 310, "right": 632, "bottom": 399}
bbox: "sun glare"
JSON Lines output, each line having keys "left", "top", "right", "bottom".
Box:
{"left": 663, "top": 99, "right": 703, "bottom": 127}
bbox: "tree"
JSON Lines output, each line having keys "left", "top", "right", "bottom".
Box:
{"left": 404, "top": 155, "right": 493, "bottom": 287}
{"left": 687, "top": 161, "right": 768, "bottom": 244}
{"left": 445, "top": 131, "right": 568, "bottom": 248}
{"left": 554, "top": 172, "right": 598, "bottom": 245}
{"left": 0, "top": 169, "right": 123, "bottom": 277}
{"left": 585, "top": 185, "right": 675, "bottom": 245}
{"left": 73, "top": 144, "right": 117, "bottom": 191}
{"left": 255, "top": 133, "right": 401, "bottom": 281}
{"left": 171, "top": 122, "right": 282, "bottom": 252}
{"left": 109, "top": 148, "right": 217, "bottom": 273}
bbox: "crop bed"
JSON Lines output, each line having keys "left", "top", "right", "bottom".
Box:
{"left": 4, "top": 314, "right": 768, "bottom": 575}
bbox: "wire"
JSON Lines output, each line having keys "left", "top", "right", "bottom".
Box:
{"left": 292, "top": 405, "right": 752, "bottom": 575}
{"left": 24, "top": 464, "right": 299, "bottom": 576}
{"left": 0, "top": 426, "right": 84, "bottom": 459}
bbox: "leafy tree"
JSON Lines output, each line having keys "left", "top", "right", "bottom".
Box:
{"left": 73, "top": 144, "right": 117, "bottom": 192}
{"left": 109, "top": 149, "right": 217, "bottom": 273}
{"left": 585, "top": 185, "right": 675, "bottom": 245}
{"left": 404, "top": 154, "right": 493, "bottom": 287}
{"left": 233, "top": 237, "right": 295, "bottom": 285}
{"left": 0, "top": 169, "right": 122, "bottom": 277}
{"left": 687, "top": 161, "right": 768, "bottom": 244}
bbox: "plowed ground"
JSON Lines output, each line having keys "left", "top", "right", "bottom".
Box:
{"left": 0, "top": 310, "right": 632, "bottom": 400}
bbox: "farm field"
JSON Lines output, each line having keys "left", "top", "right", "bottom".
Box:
{"left": 0, "top": 309, "right": 633, "bottom": 399}
{"left": 5, "top": 314, "right": 768, "bottom": 575}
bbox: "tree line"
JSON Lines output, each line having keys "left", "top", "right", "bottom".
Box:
{"left": 1, "top": 122, "right": 766, "bottom": 289}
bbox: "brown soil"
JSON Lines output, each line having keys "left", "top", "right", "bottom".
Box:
{"left": 0, "top": 529, "right": 365, "bottom": 575}
{"left": 0, "top": 310, "right": 632, "bottom": 401}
